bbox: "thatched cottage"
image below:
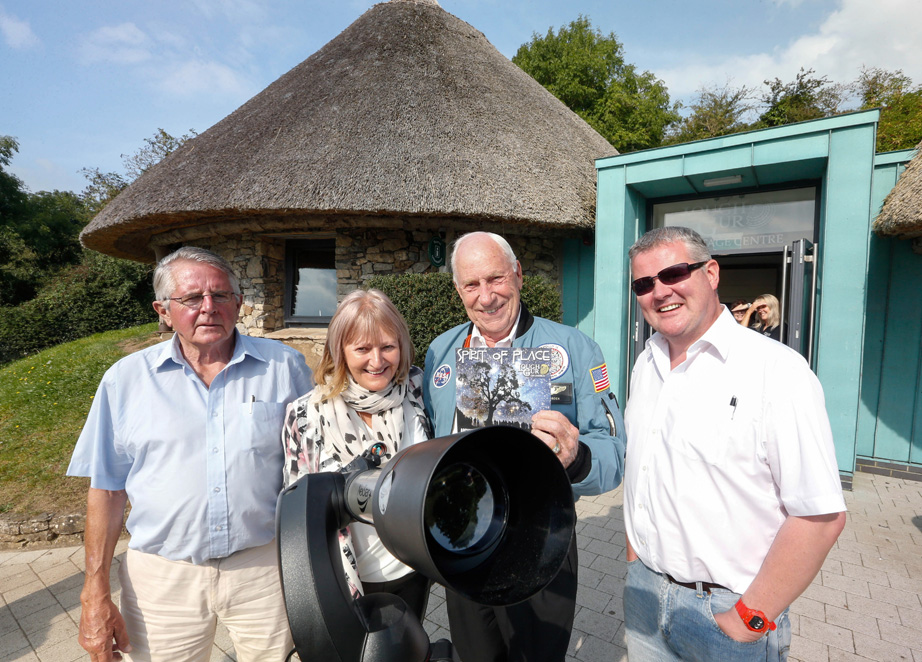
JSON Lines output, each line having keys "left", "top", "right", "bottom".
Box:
{"left": 80, "top": 0, "right": 616, "bottom": 361}
{"left": 874, "top": 139, "right": 922, "bottom": 248}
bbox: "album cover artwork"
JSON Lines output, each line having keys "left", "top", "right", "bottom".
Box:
{"left": 454, "top": 346, "right": 551, "bottom": 432}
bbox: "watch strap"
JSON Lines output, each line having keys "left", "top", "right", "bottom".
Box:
{"left": 734, "top": 598, "right": 777, "bottom": 632}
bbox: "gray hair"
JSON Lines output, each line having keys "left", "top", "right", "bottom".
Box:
{"left": 153, "top": 247, "right": 241, "bottom": 308}
{"left": 628, "top": 227, "right": 712, "bottom": 263}
{"left": 450, "top": 232, "right": 517, "bottom": 285}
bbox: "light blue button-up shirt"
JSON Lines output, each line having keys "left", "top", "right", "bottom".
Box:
{"left": 68, "top": 332, "right": 313, "bottom": 564}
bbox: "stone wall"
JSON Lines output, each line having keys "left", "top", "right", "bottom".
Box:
{"left": 0, "top": 512, "right": 88, "bottom": 550}
{"left": 154, "top": 220, "right": 567, "bottom": 342}
{"left": 200, "top": 235, "right": 287, "bottom": 336}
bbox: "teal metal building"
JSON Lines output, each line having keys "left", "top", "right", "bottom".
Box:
{"left": 588, "top": 109, "right": 920, "bottom": 485}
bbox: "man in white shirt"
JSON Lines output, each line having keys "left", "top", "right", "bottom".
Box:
{"left": 623, "top": 226, "right": 846, "bottom": 661}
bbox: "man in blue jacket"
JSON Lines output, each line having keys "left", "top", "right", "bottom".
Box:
{"left": 424, "top": 231, "right": 625, "bottom": 662}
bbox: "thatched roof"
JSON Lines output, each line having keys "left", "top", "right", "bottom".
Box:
{"left": 874, "top": 141, "right": 922, "bottom": 238}
{"left": 81, "top": 0, "right": 616, "bottom": 262}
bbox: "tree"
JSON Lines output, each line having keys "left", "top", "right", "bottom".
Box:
{"left": 665, "top": 82, "right": 756, "bottom": 144}
{"left": 80, "top": 127, "right": 197, "bottom": 216}
{"left": 1, "top": 136, "right": 28, "bottom": 228}
{"left": 0, "top": 128, "right": 195, "bottom": 358}
{"left": 756, "top": 67, "right": 847, "bottom": 128}
{"left": 512, "top": 16, "right": 680, "bottom": 152}
{"left": 121, "top": 127, "right": 197, "bottom": 180}
{"left": 0, "top": 138, "right": 85, "bottom": 305}
{"left": 458, "top": 361, "right": 531, "bottom": 427}
{"left": 855, "top": 67, "right": 922, "bottom": 152}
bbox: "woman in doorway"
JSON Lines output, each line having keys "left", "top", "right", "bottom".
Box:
{"left": 741, "top": 293, "right": 784, "bottom": 342}
{"left": 728, "top": 299, "right": 751, "bottom": 325}
{"left": 281, "top": 289, "right": 432, "bottom": 620}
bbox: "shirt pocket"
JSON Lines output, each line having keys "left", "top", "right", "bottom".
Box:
{"left": 237, "top": 401, "right": 287, "bottom": 459}
{"left": 663, "top": 390, "right": 745, "bottom": 467}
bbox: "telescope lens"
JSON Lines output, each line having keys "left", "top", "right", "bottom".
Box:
{"left": 425, "top": 463, "right": 504, "bottom": 553}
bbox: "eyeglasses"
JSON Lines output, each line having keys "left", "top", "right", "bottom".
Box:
{"left": 167, "top": 291, "right": 237, "bottom": 309}
{"left": 631, "top": 261, "right": 708, "bottom": 296}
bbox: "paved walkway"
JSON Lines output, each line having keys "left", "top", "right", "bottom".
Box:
{"left": 2, "top": 472, "right": 921, "bottom": 661}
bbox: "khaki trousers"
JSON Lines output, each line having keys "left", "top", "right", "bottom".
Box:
{"left": 118, "top": 541, "right": 292, "bottom": 662}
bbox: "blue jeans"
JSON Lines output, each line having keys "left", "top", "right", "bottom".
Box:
{"left": 623, "top": 560, "right": 790, "bottom": 662}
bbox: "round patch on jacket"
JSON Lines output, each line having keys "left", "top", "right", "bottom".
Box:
{"left": 540, "top": 343, "right": 569, "bottom": 380}
{"left": 432, "top": 364, "right": 452, "bottom": 388}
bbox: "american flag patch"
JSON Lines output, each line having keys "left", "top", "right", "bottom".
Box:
{"left": 590, "top": 363, "right": 610, "bottom": 392}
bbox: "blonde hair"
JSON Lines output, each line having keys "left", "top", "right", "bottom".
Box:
{"left": 752, "top": 293, "right": 781, "bottom": 329}
{"left": 312, "top": 289, "right": 414, "bottom": 401}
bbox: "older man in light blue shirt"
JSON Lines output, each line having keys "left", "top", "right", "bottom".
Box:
{"left": 68, "top": 247, "right": 312, "bottom": 662}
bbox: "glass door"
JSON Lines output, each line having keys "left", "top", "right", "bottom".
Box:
{"left": 781, "top": 239, "right": 818, "bottom": 365}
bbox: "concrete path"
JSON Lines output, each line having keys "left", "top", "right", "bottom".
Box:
{"left": 2, "top": 471, "right": 920, "bottom": 661}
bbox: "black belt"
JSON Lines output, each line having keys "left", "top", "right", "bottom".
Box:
{"left": 665, "top": 574, "right": 728, "bottom": 594}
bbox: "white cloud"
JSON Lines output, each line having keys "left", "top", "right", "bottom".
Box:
{"left": 156, "top": 59, "right": 254, "bottom": 99}
{"left": 0, "top": 7, "right": 39, "bottom": 49}
{"left": 659, "top": 0, "right": 922, "bottom": 106}
{"left": 78, "top": 23, "right": 152, "bottom": 65}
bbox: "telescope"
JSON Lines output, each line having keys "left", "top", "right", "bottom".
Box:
{"left": 276, "top": 426, "right": 576, "bottom": 662}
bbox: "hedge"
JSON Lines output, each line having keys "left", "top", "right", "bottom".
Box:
{"left": 0, "top": 252, "right": 154, "bottom": 363}
{"left": 365, "top": 272, "right": 562, "bottom": 362}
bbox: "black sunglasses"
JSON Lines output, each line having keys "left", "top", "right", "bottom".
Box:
{"left": 631, "top": 261, "right": 709, "bottom": 296}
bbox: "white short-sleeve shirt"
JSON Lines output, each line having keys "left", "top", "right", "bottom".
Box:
{"left": 624, "top": 308, "right": 845, "bottom": 594}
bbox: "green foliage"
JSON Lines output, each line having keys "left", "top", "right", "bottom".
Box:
{"left": 512, "top": 16, "right": 679, "bottom": 152}
{"left": 855, "top": 67, "right": 922, "bottom": 152}
{"left": 1, "top": 138, "right": 86, "bottom": 305}
{"left": 0, "top": 252, "right": 155, "bottom": 363}
{"left": 1, "top": 136, "right": 28, "bottom": 222}
{"left": 81, "top": 127, "right": 197, "bottom": 216}
{"left": 0, "top": 323, "right": 159, "bottom": 515}
{"left": 79, "top": 167, "right": 129, "bottom": 217}
{"left": 122, "top": 128, "right": 198, "bottom": 180}
{"left": 365, "top": 272, "right": 562, "bottom": 362}
{"left": 665, "top": 82, "right": 756, "bottom": 144}
{"left": 756, "top": 67, "right": 846, "bottom": 128}
{"left": 0, "top": 128, "right": 193, "bottom": 359}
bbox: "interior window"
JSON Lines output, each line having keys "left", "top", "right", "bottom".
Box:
{"left": 286, "top": 239, "right": 337, "bottom": 324}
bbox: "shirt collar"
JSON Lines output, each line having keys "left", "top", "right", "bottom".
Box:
{"left": 153, "top": 330, "right": 266, "bottom": 372}
{"left": 469, "top": 306, "right": 522, "bottom": 348}
{"left": 647, "top": 306, "right": 735, "bottom": 371}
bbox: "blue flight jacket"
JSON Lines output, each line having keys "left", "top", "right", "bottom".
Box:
{"left": 423, "top": 304, "right": 625, "bottom": 498}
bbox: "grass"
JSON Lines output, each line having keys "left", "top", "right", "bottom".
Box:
{"left": 0, "top": 323, "right": 160, "bottom": 516}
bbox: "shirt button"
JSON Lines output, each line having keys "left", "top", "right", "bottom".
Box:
{"left": 638, "top": 503, "right": 644, "bottom": 510}
{"left": 215, "top": 525, "right": 222, "bottom": 531}
{"left": 212, "top": 411, "right": 218, "bottom": 417}
{"left": 213, "top": 447, "right": 219, "bottom": 453}
{"left": 213, "top": 487, "right": 221, "bottom": 493}
{"left": 642, "top": 466, "right": 648, "bottom": 472}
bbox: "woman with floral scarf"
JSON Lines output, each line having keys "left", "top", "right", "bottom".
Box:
{"left": 281, "top": 289, "right": 432, "bottom": 620}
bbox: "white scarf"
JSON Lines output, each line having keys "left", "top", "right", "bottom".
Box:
{"left": 306, "top": 371, "right": 430, "bottom": 597}
{"left": 310, "top": 373, "right": 429, "bottom": 470}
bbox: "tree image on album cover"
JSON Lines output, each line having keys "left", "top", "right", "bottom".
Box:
{"left": 454, "top": 347, "right": 551, "bottom": 431}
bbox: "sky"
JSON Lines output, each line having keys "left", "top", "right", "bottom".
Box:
{"left": 2, "top": 0, "right": 921, "bottom": 195}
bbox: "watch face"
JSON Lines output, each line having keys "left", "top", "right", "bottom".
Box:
{"left": 748, "top": 615, "right": 765, "bottom": 631}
